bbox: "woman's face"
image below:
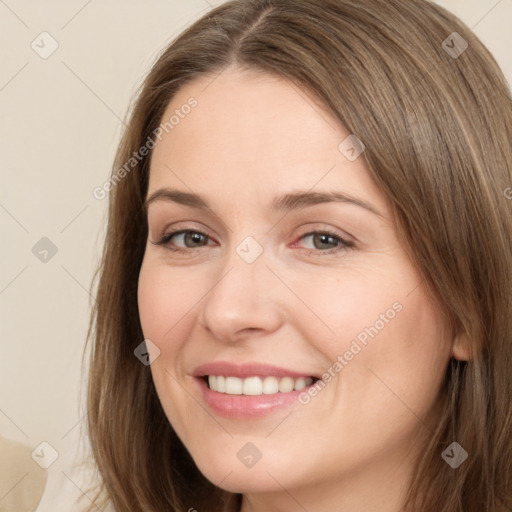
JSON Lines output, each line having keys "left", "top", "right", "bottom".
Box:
{"left": 138, "top": 68, "right": 454, "bottom": 506}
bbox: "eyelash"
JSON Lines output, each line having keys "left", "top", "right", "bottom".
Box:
{"left": 151, "top": 228, "right": 355, "bottom": 255}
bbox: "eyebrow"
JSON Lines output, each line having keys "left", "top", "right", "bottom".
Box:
{"left": 144, "top": 188, "right": 382, "bottom": 217}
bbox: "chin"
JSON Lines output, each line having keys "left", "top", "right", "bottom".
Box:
{"left": 189, "top": 447, "right": 305, "bottom": 494}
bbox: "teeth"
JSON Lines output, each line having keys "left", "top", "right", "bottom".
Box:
{"left": 294, "top": 377, "right": 307, "bottom": 390}
{"left": 262, "top": 376, "right": 279, "bottom": 394}
{"left": 279, "top": 376, "right": 295, "bottom": 393}
{"left": 216, "top": 375, "right": 226, "bottom": 393}
{"left": 225, "top": 376, "right": 243, "bottom": 395}
{"left": 243, "top": 376, "right": 262, "bottom": 395}
{"left": 207, "top": 375, "right": 315, "bottom": 395}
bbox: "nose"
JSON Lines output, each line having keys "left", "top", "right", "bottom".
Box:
{"left": 198, "top": 245, "right": 284, "bottom": 343}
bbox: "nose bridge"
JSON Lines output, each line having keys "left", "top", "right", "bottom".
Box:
{"left": 199, "top": 234, "right": 282, "bottom": 341}
{"left": 217, "top": 232, "right": 271, "bottom": 292}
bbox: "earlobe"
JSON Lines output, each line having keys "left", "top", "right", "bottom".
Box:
{"left": 451, "top": 332, "right": 472, "bottom": 361}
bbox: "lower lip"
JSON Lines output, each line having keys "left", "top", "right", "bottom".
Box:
{"left": 195, "top": 377, "right": 310, "bottom": 418}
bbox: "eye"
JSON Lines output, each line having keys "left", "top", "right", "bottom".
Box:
{"left": 295, "top": 230, "right": 354, "bottom": 253}
{"left": 151, "top": 229, "right": 214, "bottom": 251}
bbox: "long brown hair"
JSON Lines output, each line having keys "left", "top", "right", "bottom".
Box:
{"left": 86, "top": 1, "right": 512, "bottom": 510}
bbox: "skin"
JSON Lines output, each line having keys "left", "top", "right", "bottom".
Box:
{"left": 137, "top": 67, "right": 464, "bottom": 512}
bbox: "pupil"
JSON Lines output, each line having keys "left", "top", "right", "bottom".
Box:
{"left": 316, "top": 234, "right": 335, "bottom": 249}
{"left": 188, "top": 232, "right": 204, "bottom": 245}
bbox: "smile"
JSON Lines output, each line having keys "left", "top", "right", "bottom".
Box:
{"left": 192, "top": 362, "right": 321, "bottom": 418}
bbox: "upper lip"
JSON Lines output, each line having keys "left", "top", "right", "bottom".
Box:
{"left": 192, "top": 361, "right": 320, "bottom": 379}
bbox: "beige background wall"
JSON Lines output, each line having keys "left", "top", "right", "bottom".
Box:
{"left": 1, "top": 0, "right": 511, "bottom": 507}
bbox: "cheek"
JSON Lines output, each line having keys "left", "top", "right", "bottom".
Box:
{"left": 298, "top": 260, "right": 451, "bottom": 429}
{"left": 137, "top": 258, "right": 205, "bottom": 352}
{"left": 374, "top": 288, "right": 451, "bottom": 372}
{"left": 287, "top": 265, "right": 407, "bottom": 356}
{"left": 340, "top": 286, "right": 452, "bottom": 424}
{"left": 137, "top": 260, "right": 203, "bottom": 438}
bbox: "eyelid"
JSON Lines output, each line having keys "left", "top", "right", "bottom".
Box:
{"left": 152, "top": 220, "right": 215, "bottom": 240}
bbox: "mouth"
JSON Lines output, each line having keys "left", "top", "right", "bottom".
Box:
{"left": 192, "top": 362, "right": 322, "bottom": 418}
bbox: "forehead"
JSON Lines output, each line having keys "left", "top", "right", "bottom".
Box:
{"left": 148, "top": 68, "right": 386, "bottom": 212}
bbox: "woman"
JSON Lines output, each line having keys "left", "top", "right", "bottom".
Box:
{"left": 86, "top": 0, "right": 512, "bottom": 510}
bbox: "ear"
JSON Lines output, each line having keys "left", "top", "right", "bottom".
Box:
{"left": 451, "top": 332, "right": 472, "bottom": 361}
